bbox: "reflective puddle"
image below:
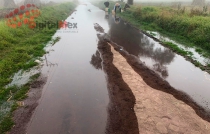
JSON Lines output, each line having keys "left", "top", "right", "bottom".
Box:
{"left": 27, "top": 3, "right": 110, "bottom": 134}
{"left": 106, "top": 16, "right": 210, "bottom": 111}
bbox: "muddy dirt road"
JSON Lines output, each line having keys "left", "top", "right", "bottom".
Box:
{"left": 26, "top": 4, "right": 111, "bottom": 134}
{"left": 9, "top": 2, "right": 210, "bottom": 134}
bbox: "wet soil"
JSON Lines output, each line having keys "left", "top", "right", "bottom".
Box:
{"left": 110, "top": 43, "right": 210, "bottom": 133}
{"left": 96, "top": 38, "right": 139, "bottom": 134}
{"left": 107, "top": 40, "right": 210, "bottom": 123}
{"left": 9, "top": 76, "right": 47, "bottom": 134}
{"left": 94, "top": 25, "right": 138, "bottom": 133}
{"left": 94, "top": 23, "right": 105, "bottom": 33}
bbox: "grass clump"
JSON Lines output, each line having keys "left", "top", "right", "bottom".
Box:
{"left": 0, "top": 117, "right": 14, "bottom": 133}
{"left": 163, "top": 42, "right": 191, "bottom": 57}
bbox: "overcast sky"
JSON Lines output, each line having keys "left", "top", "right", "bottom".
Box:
{"left": 88, "top": 0, "right": 210, "bottom": 3}
{"left": 146, "top": 0, "right": 209, "bottom": 1}
{"left": 14, "top": 0, "right": 73, "bottom": 4}
{"left": 12, "top": 0, "right": 210, "bottom": 4}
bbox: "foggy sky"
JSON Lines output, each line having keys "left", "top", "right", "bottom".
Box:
{"left": 11, "top": 0, "right": 210, "bottom": 5}
{"left": 134, "top": 0, "right": 210, "bottom": 2}
{"left": 13, "top": 0, "right": 210, "bottom": 2}
{"left": 13, "top": 0, "right": 73, "bottom": 4}
{"left": 86, "top": 0, "right": 210, "bottom": 2}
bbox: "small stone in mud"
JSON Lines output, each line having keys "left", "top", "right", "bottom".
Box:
{"left": 35, "top": 60, "right": 41, "bottom": 64}
{"left": 17, "top": 101, "right": 25, "bottom": 107}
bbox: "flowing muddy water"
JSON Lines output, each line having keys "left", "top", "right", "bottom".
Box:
{"left": 106, "top": 16, "right": 210, "bottom": 112}
{"left": 27, "top": 3, "right": 110, "bottom": 134}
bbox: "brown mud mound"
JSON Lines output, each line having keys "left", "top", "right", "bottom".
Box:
{"left": 94, "top": 23, "right": 210, "bottom": 132}
{"left": 96, "top": 37, "right": 139, "bottom": 133}
{"left": 94, "top": 23, "right": 104, "bottom": 33}
{"left": 107, "top": 40, "right": 210, "bottom": 123}
{"left": 9, "top": 76, "right": 47, "bottom": 134}
{"left": 110, "top": 44, "right": 210, "bottom": 133}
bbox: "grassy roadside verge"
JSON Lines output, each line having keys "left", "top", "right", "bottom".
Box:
{"left": 0, "top": 3, "right": 76, "bottom": 133}
{"left": 93, "top": 1, "right": 210, "bottom": 71}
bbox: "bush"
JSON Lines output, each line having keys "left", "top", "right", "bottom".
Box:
{"left": 190, "top": 8, "right": 204, "bottom": 16}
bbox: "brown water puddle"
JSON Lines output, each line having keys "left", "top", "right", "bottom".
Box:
{"left": 105, "top": 16, "right": 210, "bottom": 112}
{"left": 26, "top": 4, "right": 110, "bottom": 134}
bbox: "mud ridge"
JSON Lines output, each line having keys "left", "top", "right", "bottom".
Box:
{"left": 107, "top": 39, "right": 210, "bottom": 123}
{"left": 96, "top": 36, "right": 139, "bottom": 134}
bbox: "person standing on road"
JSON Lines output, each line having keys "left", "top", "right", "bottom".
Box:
{"left": 104, "top": 1, "right": 110, "bottom": 18}
{"left": 113, "top": 3, "right": 121, "bottom": 14}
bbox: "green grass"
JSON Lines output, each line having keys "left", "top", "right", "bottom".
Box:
{"left": 163, "top": 41, "right": 189, "bottom": 56}
{"left": 13, "top": 73, "right": 40, "bottom": 101}
{"left": 0, "top": 2, "right": 76, "bottom": 133}
{"left": 126, "top": 5, "right": 210, "bottom": 55}
{"left": 0, "top": 117, "right": 14, "bottom": 133}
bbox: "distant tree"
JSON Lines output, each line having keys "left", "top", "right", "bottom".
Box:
{"left": 192, "top": 0, "right": 205, "bottom": 6}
